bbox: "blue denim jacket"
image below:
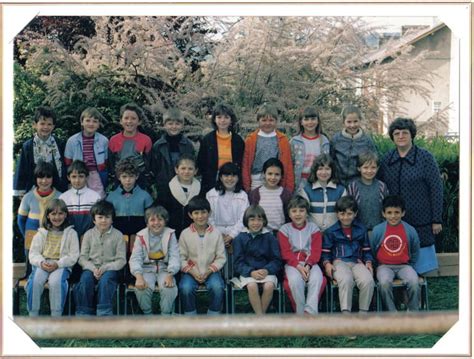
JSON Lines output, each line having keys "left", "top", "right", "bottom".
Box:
{"left": 321, "top": 219, "right": 373, "bottom": 264}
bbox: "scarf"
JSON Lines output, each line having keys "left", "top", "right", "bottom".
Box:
{"left": 168, "top": 175, "right": 201, "bottom": 206}
{"left": 33, "top": 134, "right": 62, "bottom": 175}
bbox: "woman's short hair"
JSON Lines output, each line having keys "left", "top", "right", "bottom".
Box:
{"left": 243, "top": 205, "right": 268, "bottom": 228}
{"left": 388, "top": 117, "right": 417, "bottom": 141}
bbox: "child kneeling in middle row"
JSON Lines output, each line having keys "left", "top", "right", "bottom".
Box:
{"left": 129, "top": 206, "right": 180, "bottom": 315}
{"left": 233, "top": 205, "right": 282, "bottom": 315}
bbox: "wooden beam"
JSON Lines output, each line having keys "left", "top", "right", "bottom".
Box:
{"left": 15, "top": 311, "right": 458, "bottom": 339}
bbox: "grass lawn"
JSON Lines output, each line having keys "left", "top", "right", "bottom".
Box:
{"left": 18, "top": 276, "right": 457, "bottom": 348}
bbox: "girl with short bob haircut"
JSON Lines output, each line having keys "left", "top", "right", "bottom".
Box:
{"left": 298, "top": 154, "right": 347, "bottom": 232}
{"left": 232, "top": 205, "right": 282, "bottom": 315}
{"left": 206, "top": 162, "right": 249, "bottom": 250}
{"left": 27, "top": 199, "right": 80, "bottom": 316}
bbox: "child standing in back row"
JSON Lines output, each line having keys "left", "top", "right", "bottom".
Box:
{"left": 347, "top": 152, "right": 389, "bottom": 234}
{"left": 298, "top": 154, "right": 347, "bottom": 233}
{"left": 64, "top": 107, "right": 109, "bottom": 198}
{"left": 330, "top": 105, "right": 376, "bottom": 185}
{"left": 242, "top": 104, "right": 294, "bottom": 192}
{"left": 14, "top": 106, "right": 68, "bottom": 195}
{"left": 151, "top": 108, "right": 195, "bottom": 198}
{"left": 108, "top": 103, "right": 153, "bottom": 190}
{"left": 290, "top": 106, "right": 330, "bottom": 191}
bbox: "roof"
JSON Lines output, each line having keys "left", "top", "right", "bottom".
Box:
{"left": 363, "top": 22, "right": 447, "bottom": 64}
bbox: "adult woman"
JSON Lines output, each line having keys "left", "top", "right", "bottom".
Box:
{"left": 379, "top": 118, "right": 443, "bottom": 274}
{"left": 197, "top": 103, "right": 245, "bottom": 195}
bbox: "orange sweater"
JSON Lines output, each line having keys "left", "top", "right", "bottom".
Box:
{"left": 242, "top": 130, "right": 294, "bottom": 193}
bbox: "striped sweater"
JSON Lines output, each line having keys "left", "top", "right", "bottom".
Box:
{"left": 59, "top": 187, "right": 101, "bottom": 238}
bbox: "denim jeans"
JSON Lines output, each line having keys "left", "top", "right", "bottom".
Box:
{"left": 179, "top": 272, "right": 224, "bottom": 315}
{"left": 74, "top": 269, "right": 119, "bottom": 316}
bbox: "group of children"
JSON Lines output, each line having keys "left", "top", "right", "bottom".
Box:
{"left": 15, "top": 102, "right": 422, "bottom": 317}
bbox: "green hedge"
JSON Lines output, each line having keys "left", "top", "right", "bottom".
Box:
{"left": 372, "top": 135, "right": 459, "bottom": 253}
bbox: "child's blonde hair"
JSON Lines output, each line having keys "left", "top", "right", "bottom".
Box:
{"left": 80, "top": 107, "right": 105, "bottom": 124}
{"left": 42, "top": 199, "right": 69, "bottom": 230}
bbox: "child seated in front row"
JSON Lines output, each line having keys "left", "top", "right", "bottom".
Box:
{"left": 278, "top": 196, "right": 325, "bottom": 315}
{"left": 233, "top": 205, "right": 282, "bottom": 315}
{"left": 74, "top": 200, "right": 126, "bottom": 316}
{"left": 347, "top": 151, "right": 389, "bottom": 234}
{"left": 322, "top": 196, "right": 375, "bottom": 313}
{"left": 106, "top": 157, "right": 153, "bottom": 255}
{"left": 129, "top": 206, "right": 180, "bottom": 315}
{"left": 27, "top": 199, "right": 79, "bottom": 316}
{"left": 370, "top": 195, "right": 420, "bottom": 311}
{"left": 178, "top": 197, "right": 226, "bottom": 315}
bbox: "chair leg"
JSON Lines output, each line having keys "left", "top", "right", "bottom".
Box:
{"left": 13, "top": 285, "right": 20, "bottom": 315}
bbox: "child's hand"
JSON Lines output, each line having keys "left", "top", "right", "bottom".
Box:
{"left": 94, "top": 268, "right": 103, "bottom": 280}
{"left": 135, "top": 274, "right": 147, "bottom": 289}
{"left": 297, "top": 264, "right": 309, "bottom": 281}
{"left": 250, "top": 270, "right": 261, "bottom": 280}
{"left": 324, "top": 263, "right": 335, "bottom": 279}
{"left": 223, "top": 235, "right": 233, "bottom": 247}
{"left": 163, "top": 274, "right": 175, "bottom": 288}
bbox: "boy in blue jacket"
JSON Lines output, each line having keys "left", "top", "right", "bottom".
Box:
{"left": 322, "top": 196, "right": 375, "bottom": 313}
{"left": 370, "top": 195, "right": 420, "bottom": 311}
